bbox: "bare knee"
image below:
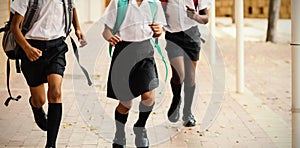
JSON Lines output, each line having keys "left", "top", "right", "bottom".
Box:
{"left": 48, "top": 87, "right": 62, "bottom": 103}
{"left": 31, "top": 95, "right": 46, "bottom": 108}
{"left": 30, "top": 85, "right": 46, "bottom": 108}
{"left": 47, "top": 74, "right": 63, "bottom": 103}
{"left": 117, "top": 101, "right": 132, "bottom": 114}
{"left": 141, "top": 91, "right": 155, "bottom": 106}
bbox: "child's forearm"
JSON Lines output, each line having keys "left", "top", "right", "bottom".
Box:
{"left": 102, "top": 25, "right": 114, "bottom": 41}
{"left": 186, "top": 6, "right": 209, "bottom": 24}
{"left": 10, "top": 13, "right": 31, "bottom": 52}
{"left": 103, "top": 25, "right": 122, "bottom": 46}
{"left": 193, "top": 13, "right": 208, "bottom": 24}
{"left": 72, "top": 8, "right": 81, "bottom": 32}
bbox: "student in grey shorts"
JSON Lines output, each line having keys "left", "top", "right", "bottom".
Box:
{"left": 10, "top": 0, "right": 86, "bottom": 147}
{"left": 162, "top": 0, "right": 211, "bottom": 127}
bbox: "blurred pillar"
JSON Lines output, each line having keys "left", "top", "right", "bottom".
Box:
{"left": 209, "top": 0, "right": 216, "bottom": 65}
{"left": 76, "top": 0, "right": 102, "bottom": 23}
{"left": 235, "top": 0, "right": 244, "bottom": 93}
{"left": 291, "top": 0, "right": 300, "bottom": 147}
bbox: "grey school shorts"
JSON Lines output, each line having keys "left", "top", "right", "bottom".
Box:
{"left": 165, "top": 26, "right": 201, "bottom": 61}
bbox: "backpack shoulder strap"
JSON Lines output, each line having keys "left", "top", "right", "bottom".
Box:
{"left": 148, "top": 1, "right": 168, "bottom": 82}
{"left": 112, "top": 0, "right": 129, "bottom": 34}
{"left": 109, "top": 0, "right": 158, "bottom": 57}
{"left": 61, "top": 0, "right": 92, "bottom": 86}
{"left": 148, "top": 0, "right": 157, "bottom": 23}
{"left": 22, "top": 0, "right": 40, "bottom": 34}
{"left": 193, "top": 0, "right": 198, "bottom": 10}
{"left": 67, "top": 0, "right": 73, "bottom": 36}
{"left": 4, "top": 59, "right": 21, "bottom": 106}
{"left": 112, "top": 0, "right": 157, "bottom": 33}
{"left": 62, "top": 0, "right": 73, "bottom": 36}
{"left": 109, "top": 0, "right": 129, "bottom": 57}
{"left": 160, "top": 0, "right": 167, "bottom": 10}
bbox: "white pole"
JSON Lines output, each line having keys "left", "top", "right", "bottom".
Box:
{"left": 209, "top": 0, "right": 216, "bottom": 65}
{"left": 291, "top": 0, "right": 300, "bottom": 147}
{"left": 235, "top": 0, "right": 244, "bottom": 93}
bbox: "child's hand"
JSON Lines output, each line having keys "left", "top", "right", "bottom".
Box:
{"left": 186, "top": 5, "right": 196, "bottom": 19}
{"left": 24, "top": 46, "right": 42, "bottom": 62}
{"left": 149, "top": 23, "right": 163, "bottom": 38}
{"left": 79, "top": 39, "right": 88, "bottom": 48}
{"left": 75, "top": 29, "right": 88, "bottom": 48}
{"left": 108, "top": 35, "right": 122, "bottom": 46}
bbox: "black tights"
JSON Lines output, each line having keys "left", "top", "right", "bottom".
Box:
{"left": 170, "top": 56, "right": 196, "bottom": 87}
{"left": 170, "top": 56, "right": 197, "bottom": 116}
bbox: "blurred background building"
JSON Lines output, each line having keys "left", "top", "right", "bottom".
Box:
{"left": 216, "top": 0, "right": 290, "bottom": 19}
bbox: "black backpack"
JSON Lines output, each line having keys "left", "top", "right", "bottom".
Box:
{"left": 1, "top": 0, "right": 40, "bottom": 106}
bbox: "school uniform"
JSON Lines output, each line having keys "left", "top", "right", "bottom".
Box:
{"left": 101, "top": 0, "right": 166, "bottom": 101}
{"left": 163, "top": 0, "right": 211, "bottom": 127}
{"left": 11, "top": 0, "right": 77, "bottom": 147}
{"left": 164, "top": 0, "right": 211, "bottom": 61}
{"left": 11, "top": 0, "right": 76, "bottom": 87}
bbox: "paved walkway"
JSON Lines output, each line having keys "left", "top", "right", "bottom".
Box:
{"left": 0, "top": 17, "right": 291, "bottom": 148}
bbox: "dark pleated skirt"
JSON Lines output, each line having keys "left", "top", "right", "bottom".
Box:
{"left": 107, "top": 39, "right": 159, "bottom": 101}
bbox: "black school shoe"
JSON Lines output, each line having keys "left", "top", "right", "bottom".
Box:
{"left": 112, "top": 136, "right": 126, "bottom": 148}
{"left": 182, "top": 114, "right": 196, "bottom": 127}
{"left": 133, "top": 127, "right": 149, "bottom": 148}
{"left": 167, "top": 99, "right": 181, "bottom": 123}
{"left": 112, "top": 130, "right": 126, "bottom": 148}
{"left": 29, "top": 97, "right": 47, "bottom": 131}
{"left": 112, "top": 143, "right": 126, "bottom": 148}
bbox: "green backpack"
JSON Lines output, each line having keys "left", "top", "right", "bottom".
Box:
{"left": 109, "top": 0, "right": 168, "bottom": 82}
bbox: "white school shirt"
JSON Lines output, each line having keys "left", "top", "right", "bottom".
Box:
{"left": 164, "top": 0, "right": 211, "bottom": 33}
{"left": 101, "top": 0, "right": 167, "bottom": 42}
{"left": 11, "top": 0, "right": 76, "bottom": 41}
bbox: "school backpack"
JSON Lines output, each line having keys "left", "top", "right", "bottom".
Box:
{"left": 0, "top": 0, "right": 92, "bottom": 106}
{"left": 110, "top": 0, "right": 168, "bottom": 82}
{"left": 0, "top": 0, "right": 41, "bottom": 106}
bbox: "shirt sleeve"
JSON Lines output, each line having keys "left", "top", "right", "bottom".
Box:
{"left": 10, "top": 0, "right": 30, "bottom": 16}
{"left": 72, "top": 0, "right": 76, "bottom": 8}
{"left": 154, "top": 0, "right": 167, "bottom": 26}
{"left": 198, "top": 0, "right": 211, "bottom": 10}
{"left": 100, "top": 0, "right": 118, "bottom": 29}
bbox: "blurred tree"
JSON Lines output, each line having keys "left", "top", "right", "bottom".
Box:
{"left": 266, "top": 0, "right": 281, "bottom": 42}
